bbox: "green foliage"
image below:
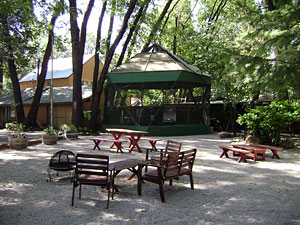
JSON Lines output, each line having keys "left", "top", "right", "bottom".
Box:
{"left": 43, "top": 126, "right": 57, "bottom": 136}
{"left": 60, "top": 124, "right": 78, "bottom": 132}
{"left": 5, "top": 122, "right": 25, "bottom": 132}
{"left": 237, "top": 100, "right": 300, "bottom": 145}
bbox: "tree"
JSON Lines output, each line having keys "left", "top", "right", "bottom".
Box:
{"left": 142, "top": 0, "right": 175, "bottom": 52}
{"left": 69, "top": 0, "right": 95, "bottom": 128}
{"left": 0, "top": 0, "right": 37, "bottom": 123}
{"left": 90, "top": 0, "right": 138, "bottom": 131}
{"left": 25, "top": 1, "right": 65, "bottom": 127}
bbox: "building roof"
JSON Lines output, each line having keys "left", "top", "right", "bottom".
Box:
{"left": 0, "top": 86, "right": 92, "bottom": 106}
{"left": 19, "top": 55, "right": 94, "bottom": 82}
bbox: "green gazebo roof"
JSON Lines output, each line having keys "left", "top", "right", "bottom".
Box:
{"left": 107, "top": 44, "right": 211, "bottom": 89}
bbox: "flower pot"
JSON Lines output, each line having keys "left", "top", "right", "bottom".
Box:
{"left": 8, "top": 137, "right": 28, "bottom": 150}
{"left": 42, "top": 134, "right": 58, "bottom": 145}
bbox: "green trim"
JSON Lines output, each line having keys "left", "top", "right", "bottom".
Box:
{"left": 101, "top": 124, "right": 211, "bottom": 136}
{"left": 107, "top": 71, "right": 211, "bottom": 86}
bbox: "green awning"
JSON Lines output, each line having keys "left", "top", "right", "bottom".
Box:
{"left": 107, "top": 70, "right": 211, "bottom": 89}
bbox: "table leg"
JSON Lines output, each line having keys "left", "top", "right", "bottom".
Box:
{"left": 93, "top": 140, "right": 101, "bottom": 150}
{"left": 114, "top": 142, "right": 124, "bottom": 153}
{"left": 238, "top": 153, "right": 247, "bottom": 163}
{"left": 271, "top": 150, "right": 280, "bottom": 159}
{"left": 110, "top": 131, "right": 124, "bottom": 148}
{"left": 220, "top": 149, "right": 229, "bottom": 158}
{"left": 149, "top": 140, "right": 157, "bottom": 151}
{"left": 137, "top": 164, "right": 142, "bottom": 196}
{"left": 129, "top": 134, "right": 143, "bottom": 153}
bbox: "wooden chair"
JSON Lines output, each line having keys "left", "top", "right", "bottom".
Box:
{"left": 71, "top": 153, "right": 114, "bottom": 209}
{"left": 145, "top": 140, "right": 182, "bottom": 166}
{"left": 138, "top": 149, "right": 197, "bottom": 202}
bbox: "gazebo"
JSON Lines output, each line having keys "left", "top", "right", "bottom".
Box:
{"left": 102, "top": 44, "right": 211, "bottom": 136}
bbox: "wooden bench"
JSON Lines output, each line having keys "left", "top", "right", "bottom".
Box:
{"left": 218, "top": 145, "right": 250, "bottom": 163}
{"left": 250, "top": 144, "right": 284, "bottom": 159}
{"left": 232, "top": 145, "right": 266, "bottom": 161}
{"left": 126, "top": 136, "right": 161, "bottom": 151}
{"left": 90, "top": 138, "right": 127, "bottom": 153}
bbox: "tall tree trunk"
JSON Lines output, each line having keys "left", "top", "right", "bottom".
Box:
{"left": 90, "top": 0, "right": 138, "bottom": 131}
{"left": 92, "top": 0, "right": 107, "bottom": 108}
{"left": 142, "top": 0, "right": 174, "bottom": 52}
{"left": 106, "top": 2, "right": 115, "bottom": 58}
{"left": 117, "top": 0, "right": 150, "bottom": 67}
{"left": 1, "top": 16, "right": 25, "bottom": 122}
{"left": 25, "top": 13, "right": 59, "bottom": 127}
{"left": 7, "top": 55, "right": 25, "bottom": 123}
{"left": 0, "top": 55, "right": 3, "bottom": 89}
{"left": 69, "top": 0, "right": 94, "bottom": 128}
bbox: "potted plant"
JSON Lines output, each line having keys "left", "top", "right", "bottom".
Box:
{"left": 42, "top": 126, "right": 58, "bottom": 145}
{"left": 6, "top": 123, "right": 29, "bottom": 150}
{"left": 60, "top": 124, "right": 78, "bottom": 140}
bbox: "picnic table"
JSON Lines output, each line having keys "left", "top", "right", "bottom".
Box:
{"left": 232, "top": 144, "right": 266, "bottom": 161}
{"left": 106, "top": 128, "right": 148, "bottom": 153}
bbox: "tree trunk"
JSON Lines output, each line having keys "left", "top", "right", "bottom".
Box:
{"left": 106, "top": 2, "right": 115, "bottom": 58}
{"left": 92, "top": 0, "right": 107, "bottom": 107}
{"left": 0, "top": 55, "right": 3, "bottom": 89}
{"left": 116, "top": 0, "right": 150, "bottom": 67}
{"left": 1, "top": 16, "right": 25, "bottom": 122}
{"left": 69, "top": 0, "right": 94, "bottom": 128}
{"left": 25, "top": 14, "right": 59, "bottom": 127}
{"left": 90, "top": 0, "right": 138, "bottom": 131}
{"left": 142, "top": 0, "right": 174, "bottom": 52}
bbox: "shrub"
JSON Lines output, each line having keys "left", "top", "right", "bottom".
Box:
{"left": 237, "top": 100, "right": 300, "bottom": 145}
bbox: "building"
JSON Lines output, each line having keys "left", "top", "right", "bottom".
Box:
{"left": 0, "top": 55, "right": 103, "bottom": 128}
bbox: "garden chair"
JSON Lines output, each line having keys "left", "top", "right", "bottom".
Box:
{"left": 145, "top": 140, "right": 182, "bottom": 167}
{"left": 138, "top": 149, "right": 197, "bottom": 202}
{"left": 71, "top": 153, "right": 114, "bottom": 209}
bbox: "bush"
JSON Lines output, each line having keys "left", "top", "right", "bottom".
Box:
{"left": 5, "top": 122, "right": 25, "bottom": 132}
{"left": 237, "top": 100, "right": 300, "bottom": 145}
{"left": 60, "top": 124, "right": 78, "bottom": 132}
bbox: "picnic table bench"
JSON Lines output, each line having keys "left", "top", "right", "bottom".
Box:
{"left": 218, "top": 145, "right": 250, "bottom": 163}
{"left": 90, "top": 137, "right": 127, "bottom": 153}
{"left": 249, "top": 144, "right": 284, "bottom": 159}
{"left": 126, "top": 136, "right": 161, "bottom": 151}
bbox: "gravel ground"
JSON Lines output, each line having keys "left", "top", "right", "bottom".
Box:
{"left": 0, "top": 132, "right": 300, "bottom": 225}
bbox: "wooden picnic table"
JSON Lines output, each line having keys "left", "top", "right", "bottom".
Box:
{"left": 232, "top": 144, "right": 266, "bottom": 161}
{"left": 106, "top": 129, "right": 148, "bottom": 153}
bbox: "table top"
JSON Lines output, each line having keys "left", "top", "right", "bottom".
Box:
{"left": 109, "top": 158, "right": 145, "bottom": 171}
{"left": 232, "top": 145, "right": 266, "bottom": 151}
{"left": 106, "top": 128, "right": 148, "bottom": 135}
